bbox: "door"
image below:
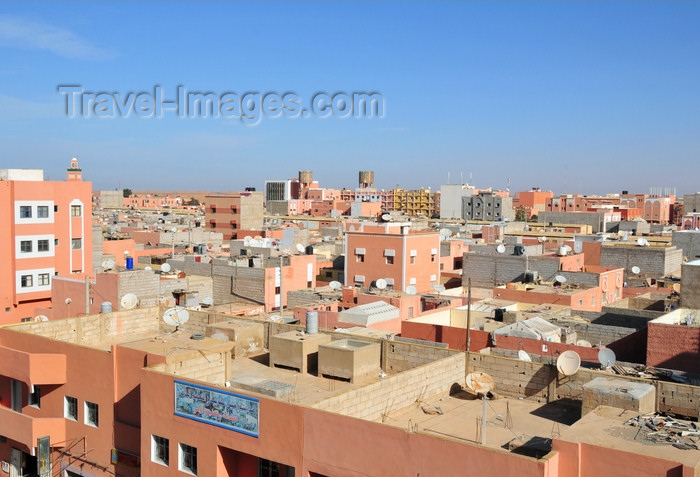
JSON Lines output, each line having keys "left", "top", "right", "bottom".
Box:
{"left": 10, "top": 448, "right": 21, "bottom": 477}
{"left": 11, "top": 379, "right": 22, "bottom": 412}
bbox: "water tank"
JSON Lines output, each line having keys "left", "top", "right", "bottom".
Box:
{"left": 514, "top": 245, "right": 525, "bottom": 256}
{"left": 305, "top": 245, "right": 314, "bottom": 255}
{"left": 358, "top": 170, "right": 375, "bottom": 188}
{"left": 557, "top": 245, "right": 567, "bottom": 256}
{"left": 298, "top": 170, "right": 313, "bottom": 185}
{"left": 101, "top": 302, "right": 113, "bottom": 313}
{"left": 523, "top": 270, "right": 538, "bottom": 283}
{"left": 125, "top": 257, "right": 134, "bottom": 269}
{"left": 306, "top": 311, "right": 318, "bottom": 334}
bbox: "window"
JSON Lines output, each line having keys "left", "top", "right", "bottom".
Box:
{"left": 20, "top": 205, "right": 32, "bottom": 218}
{"left": 37, "top": 205, "right": 49, "bottom": 218}
{"left": 38, "top": 273, "right": 50, "bottom": 286}
{"left": 259, "top": 459, "right": 280, "bottom": 477}
{"left": 20, "top": 240, "right": 32, "bottom": 253}
{"left": 71, "top": 205, "right": 82, "bottom": 217}
{"left": 38, "top": 239, "right": 49, "bottom": 252}
{"left": 356, "top": 254, "right": 364, "bottom": 263}
{"left": 54, "top": 205, "right": 58, "bottom": 212}
{"left": 152, "top": 435, "right": 169, "bottom": 466}
{"left": 71, "top": 238, "right": 82, "bottom": 250}
{"left": 385, "top": 256, "right": 394, "bottom": 265}
{"left": 55, "top": 238, "right": 59, "bottom": 246}
{"left": 65, "top": 396, "right": 78, "bottom": 420}
{"left": 179, "top": 443, "right": 197, "bottom": 475}
{"left": 85, "top": 401, "right": 99, "bottom": 427}
{"left": 21, "top": 275, "right": 33, "bottom": 288}
{"left": 431, "top": 254, "right": 436, "bottom": 262}
{"left": 274, "top": 286, "right": 281, "bottom": 295}
{"left": 29, "top": 386, "right": 41, "bottom": 408}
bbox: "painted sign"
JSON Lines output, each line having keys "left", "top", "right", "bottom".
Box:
{"left": 174, "top": 380, "right": 259, "bottom": 437}
{"left": 111, "top": 449, "right": 141, "bottom": 469}
{"left": 37, "top": 436, "right": 50, "bottom": 477}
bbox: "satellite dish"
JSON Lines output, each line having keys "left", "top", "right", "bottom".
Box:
{"left": 381, "top": 213, "right": 392, "bottom": 222}
{"left": 171, "top": 227, "right": 178, "bottom": 233}
{"left": 376, "top": 278, "right": 387, "bottom": 290}
{"left": 102, "top": 259, "right": 116, "bottom": 270}
{"left": 496, "top": 244, "right": 506, "bottom": 254}
{"left": 406, "top": 285, "right": 417, "bottom": 295}
{"left": 248, "top": 239, "right": 261, "bottom": 247}
{"left": 631, "top": 266, "right": 640, "bottom": 275}
{"left": 121, "top": 293, "right": 138, "bottom": 310}
{"left": 636, "top": 238, "right": 645, "bottom": 246}
{"left": 295, "top": 243, "right": 305, "bottom": 253}
{"left": 554, "top": 275, "right": 567, "bottom": 283}
{"left": 439, "top": 228, "right": 451, "bottom": 240}
{"left": 161, "top": 263, "right": 172, "bottom": 273}
{"left": 673, "top": 283, "right": 681, "bottom": 293}
{"left": 432, "top": 284, "right": 446, "bottom": 293}
{"left": 598, "top": 348, "right": 617, "bottom": 368}
{"left": 538, "top": 236, "right": 548, "bottom": 243}
{"left": 329, "top": 281, "right": 342, "bottom": 290}
{"left": 573, "top": 242, "right": 583, "bottom": 253}
{"left": 145, "top": 266, "right": 152, "bottom": 271}
{"left": 202, "top": 297, "right": 214, "bottom": 306}
{"left": 123, "top": 250, "right": 130, "bottom": 255}
{"left": 269, "top": 315, "right": 282, "bottom": 322}
{"left": 563, "top": 245, "right": 572, "bottom": 253}
{"left": 518, "top": 350, "right": 532, "bottom": 362}
{"left": 576, "top": 339, "right": 592, "bottom": 347}
{"left": 163, "top": 307, "right": 190, "bottom": 327}
{"left": 33, "top": 315, "right": 49, "bottom": 322}
{"left": 64, "top": 298, "right": 72, "bottom": 305}
{"left": 556, "top": 350, "right": 581, "bottom": 376}
{"left": 465, "top": 372, "right": 495, "bottom": 395}
{"left": 243, "top": 236, "right": 253, "bottom": 246}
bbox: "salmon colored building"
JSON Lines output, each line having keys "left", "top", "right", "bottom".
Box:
{"left": 205, "top": 192, "right": 264, "bottom": 241}
{"left": 344, "top": 222, "right": 440, "bottom": 293}
{"left": 0, "top": 159, "right": 92, "bottom": 324}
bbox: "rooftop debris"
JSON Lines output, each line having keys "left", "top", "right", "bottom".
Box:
{"left": 624, "top": 412, "right": 699, "bottom": 449}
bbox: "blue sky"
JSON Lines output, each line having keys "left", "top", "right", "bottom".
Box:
{"left": 1, "top": 2, "right": 699, "bottom": 195}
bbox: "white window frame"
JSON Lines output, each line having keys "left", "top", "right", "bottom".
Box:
{"left": 64, "top": 396, "right": 78, "bottom": 421}
{"left": 71, "top": 238, "right": 82, "bottom": 250}
{"left": 15, "top": 235, "right": 55, "bottom": 259}
{"left": 71, "top": 204, "right": 82, "bottom": 217}
{"left": 178, "top": 443, "right": 197, "bottom": 475}
{"left": 15, "top": 200, "right": 54, "bottom": 224}
{"left": 84, "top": 401, "right": 99, "bottom": 427}
{"left": 151, "top": 435, "right": 170, "bottom": 467}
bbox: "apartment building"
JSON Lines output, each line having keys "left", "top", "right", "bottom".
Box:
{"left": 205, "top": 192, "right": 264, "bottom": 240}
{"left": 0, "top": 159, "right": 92, "bottom": 324}
{"left": 461, "top": 192, "right": 514, "bottom": 221}
{"left": 344, "top": 222, "right": 440, "bottom": 293}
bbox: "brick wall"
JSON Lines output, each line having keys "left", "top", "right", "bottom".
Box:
{"left": 646, "top": 322, "right": 700, "bottom": 372}
{"left": 600, "top": 246, "right": 683, "bottom": 277}
{"left": 312, "top": 353, "right": 465, "bottom": 421}
{"left": 383, "top": 340, "right": 460, "bottom": 373}
{"left": 657, "top": 381, "right": 700, "bottom": 418}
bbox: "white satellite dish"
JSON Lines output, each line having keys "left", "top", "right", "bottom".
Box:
{"left": 269, "top": 315, "right": 282, "bottom": 322}
{"left": 202, "top": 297, "right": 214, "bottom": 306}
{"left": 518, "top": 350, "right": 532, "bottom": 362}
{"left": 573, "top": 241, "right": 583, "bottom": 253}
{"left": 375, "top": 278, "right": 387, "bottom": 290}
{"left": 563, "top": 245, "right": 572, "bottom": 253}
{"left": 554, "top": 275, "right": 567, "bottom": 283}
{"left": 145, "top": 266, "right": 152, "bottom": 271}
{"left": 576, "top": 339, "right": 592, "bottom": 347}
{"left": 329, "top": 281, "right": 342, "bottom": 290}
{"left": 631, "top": 266, "right": 641, "bottom": 275}
{"left": 121, "top": 293, "right": 138, "bottom": 310}
{"left": 65, "top": 298, "right": 72, "bottom": 305}
{"left": 465, "top": 372, "right": 495, "bottom": 395}
{"left": 102, "top": 259, "right": 116, "bottom": 270}
{"left": 556, "top": 350, "right": 581, "bottom": 376}
{"left": 496, "top": 244, "right": 506, "bottom": 254}
{"left": 161, "top": 263, "right": 171, "bottom": 273}
{"left": 439, "top": 228, "right": 451, "bottom": 240}
{"left": 33, "top": 315, "right": 49, "bottom": 322}
{"left": 406, "top": 285, "right": 417, "bottom": 295}
{"left": 243, "top": 236, "right": 253, "bottom": 246}
{"left": 598, "top": 348, "right": 617, "bottom": 368}
{"left": 636, "top": 238, "right": 647, "bottom": 246}
{"left": 163, "top": 307, "right": 190, "bottom": 327}
{"left": 381, "top": 213, "right": 392, "bottom": 222}
{"left": 248, "top": 239, "right": 261, "bottom": 247}
{"left": 171, "top": 227, "right": 178, "bottom": 233}
{"left": 295, "top": 243, "right": 305, "bottom": 253}
{"left": 433, "top": 284, "right": 446, "bottom": 293}
{"left": 538, "top": 236, "right": 548, "bottom": 243}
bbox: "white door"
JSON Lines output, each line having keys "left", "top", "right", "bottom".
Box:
{"left": 10, "top": 448, "right": 21, "bottom": 477}
{"left": 11, "top": 379, "right": 22, "bottom": 412}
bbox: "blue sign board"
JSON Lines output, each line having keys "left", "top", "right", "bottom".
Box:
{"left": 174, "top": 380, "right": 259, "bottom": 437}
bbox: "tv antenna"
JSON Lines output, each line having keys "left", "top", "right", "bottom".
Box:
{"left": 163, "top": 307, "right": 190, "bottom": 330}
{"left": 556, "top": 350, "right": 581, "bottom": 376}
{"left": 375, "top": 278, "right": 387, "bottom": 292}
{"left": 120, "top": 293, "right": 138, "bottom": 310}
{"left": 598, "top": 348, "right": 616, "bottom": 369}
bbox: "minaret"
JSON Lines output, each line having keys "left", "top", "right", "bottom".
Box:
{"left": 67, "top": 157, "right": 82, "bottom": 182}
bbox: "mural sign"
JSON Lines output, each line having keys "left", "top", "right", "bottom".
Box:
{"left": 174, "top": 380, "right": 260, "bottom": 437}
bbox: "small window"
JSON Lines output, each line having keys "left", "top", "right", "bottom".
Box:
{"left": 179, "top": 443, "right": 197, "bottom": 475}
{"left": 71, "top": 205, "right": 82, "bottom": 217}
{"left": 307, "top": 281, "right": 312, "bottom": 288}
{"left": 431, "top": 254, "right": 436, "bottom": 262}
{"left": 274, "top": 286, "right": 280, "bottom": 294}
{"left": 85, "top": 401, "right": 99, "bottom": 427}
{"left": 55, "top": 238, "right": 59, "bottom": 246}
{"left": 20, "top": 205, "right": 32, "bottom": 218}
{"left": 54, "top": 205, "right": 59, "bottom": 212}
{"left": 410, "top": 256, "right": 416, "bottom": 265}
{"left": 38, "top": 239, "right": 50, "bottom": 252}
{"left": 21, "top": 275, "right": 33, "bottom": 288}
{"left": 385, "top": 256, "right": 394, "bottom": 265}
{"left": 65, "top": 396, "right": 78, "bottom": 420}
{"left": 356, "top": 254, "right": 364, "bottom": 263}
{"left": 29, "top": 386, "right": 41, "bottom": 408}
{"left": 152, "top": 435, "right": 170, "bottom": 466}
{"left": 38, "top": 273, "right": 50, "bottom": 286}
{"left": 21, "top": 317, "right": 31, "bottom": 322}
{"left": 20, "top": 240, "right": 32, "bottom": 253}
{"left": 37, "top": 205, "right": 49, "bottom": 218}
{"left": 71, "top": 238, "right": 82, "bottom": 250}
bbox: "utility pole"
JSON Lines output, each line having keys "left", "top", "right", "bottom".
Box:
{"left": 466, "top": 278, "right": 472, "bottom": 353}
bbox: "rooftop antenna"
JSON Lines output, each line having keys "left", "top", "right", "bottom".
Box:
{"left": 554, "top": 274, "right": 567, "bottom": 285}
{"left": 496, "top": 244, "right": 506, "bottom": 254}
{"left": 120, "top": 293, "right": 138, "bottom": 310}
{"left": 598, "top": 348, "right": 616, "bottom": 369}
{"left": 163, "top": 307, "right": 190, "bottom": 331}
{"left": 556, "top": 350, "right": 581, "bottom": 376}
{"left": 631, "top": 265, "right": 641, "bottom": 275}
{"left": 161, "top": 263, "right": 172, "bottom": 273}
{"left": 329, "top": 281, "right": 342, "bottom": 291}
{"left": 375, "top": 278, "right": 387, "bottom": 293}
{"left": 439, "top": 228, "right": 452, "bottom": 240}
{"left": 506, "top": 177, "right": 511, "bottom": 194}
{"left": 465, "top": 372, "right": 495, "bottom": 445}
{"left": 517, "top": 350, "right": 532, "bottom": 362}
{"left": 295, "top": 243, "right": 305, "bottom": 254}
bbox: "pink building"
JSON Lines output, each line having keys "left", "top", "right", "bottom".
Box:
{"left": 345, "top": 222, "right": 440, "bottom": 293}
{"left": 0, "top": 159, "right": 92, "bottom": 324}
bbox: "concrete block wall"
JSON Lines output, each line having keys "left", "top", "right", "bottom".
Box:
{"left": 600, "top": 246, "right": 683, "bottom": 277}
{"left": 559, "top": 271, "right": 599, "bottom": 286}
{"left": 231, "top": 267, "right": 266, "bottom": 304}
{"left": 672, "top": 230, "right": 700, "bottom": 262}
{"left": 165, "top": 349, "right": 231, "bottom": 384}
{"left": 312, "top": 353, "right": 465, "bottom": 421}
{"left": 462, "top": 253, "right": 567, "bottom": 287}
{"left": 383, "top": 340, "right": 458, "bottom": 373}
{"left": 560, "top": 322, "right": 636, "bottom": 346}
{"left": 160, "top": 309, "right": 212, "bottom": 336}
{"left": 657, "top": 381, "right": 700, "bottom": 419}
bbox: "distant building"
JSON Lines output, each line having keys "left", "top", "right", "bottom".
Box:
{"left": 461, "top": 192, "right": 514, "bottom": 221}
{"left": 439, "top": 184, "right": 475, "bottom": 219}
{"left": 0, "top": 158, "right": 92, "bottom": 324}
{"left": 205, "top": 191, "right": 264, "bottom": 240}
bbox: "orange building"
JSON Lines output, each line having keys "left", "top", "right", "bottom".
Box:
{"left": 0, "top": 159, "right": 92, "bottom": 324}
{"left": 205, "top": 192, "right": 264, "bottom": 240}
{"left": 513, "top": 188, "right": 553, "bottom": 218}
{"left": 345, "top": 222, "right": 440, "bottom": 293}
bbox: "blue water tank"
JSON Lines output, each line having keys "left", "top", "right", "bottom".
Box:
{"left": 126, "top": 257, "right": 134, "bottom": 270}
